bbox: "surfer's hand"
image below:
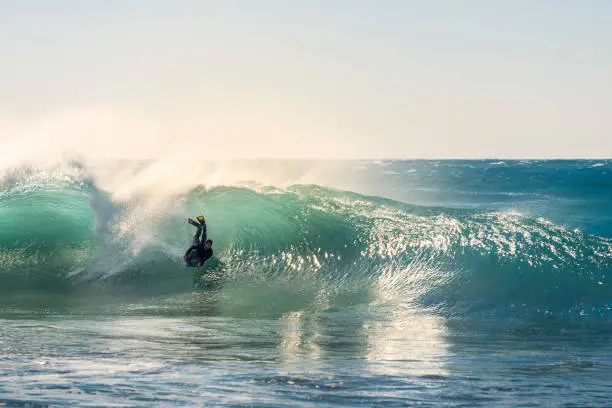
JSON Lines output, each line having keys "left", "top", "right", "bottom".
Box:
{"left": 197, "top": 262, "right": 203, "bottom": 267}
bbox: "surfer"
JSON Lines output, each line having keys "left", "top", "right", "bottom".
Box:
{"left": 184, "top": 215, "right": 213, "bottom": 267}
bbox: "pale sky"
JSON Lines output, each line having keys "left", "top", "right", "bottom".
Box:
{"left": 1, "top": 0, "right": 611, "bottom": 159}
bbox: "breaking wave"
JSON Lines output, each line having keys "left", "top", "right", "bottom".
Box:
{"left": 1, "top": 161, "right": 611, "bottom": 321}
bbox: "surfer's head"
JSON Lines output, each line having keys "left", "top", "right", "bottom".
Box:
{"left": 204, "top": 239, "right": 213, "bottom": 249}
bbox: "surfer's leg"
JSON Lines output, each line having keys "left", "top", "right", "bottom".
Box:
{"left": 200, "top": 221, "right": 207, "bottom": 242}
{"left": 192, "top": 224, "right": 203, "bottom": 246}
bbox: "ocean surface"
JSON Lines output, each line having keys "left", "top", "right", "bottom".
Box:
{"left": 1, "top": 159, "right": 611, "bottom": 407}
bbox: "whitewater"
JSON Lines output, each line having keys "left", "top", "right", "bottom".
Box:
{"left": 1, "top": 154, "right": 611, "bottom": 406}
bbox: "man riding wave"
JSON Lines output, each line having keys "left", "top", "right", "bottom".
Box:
{"left": 184, "top": 215, "right": 213, "bottom": 267}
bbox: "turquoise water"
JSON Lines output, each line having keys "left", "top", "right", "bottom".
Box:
{"left": 1, "top": 159, "right": 611, "bottom": 407}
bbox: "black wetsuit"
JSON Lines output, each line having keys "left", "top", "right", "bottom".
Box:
{"left": 184, "top": 221, "right": 213, "bottom": 267}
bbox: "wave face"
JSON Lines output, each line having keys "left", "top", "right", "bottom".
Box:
{"left": 1, "top": 160, "right": 611, "bottom": 321}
